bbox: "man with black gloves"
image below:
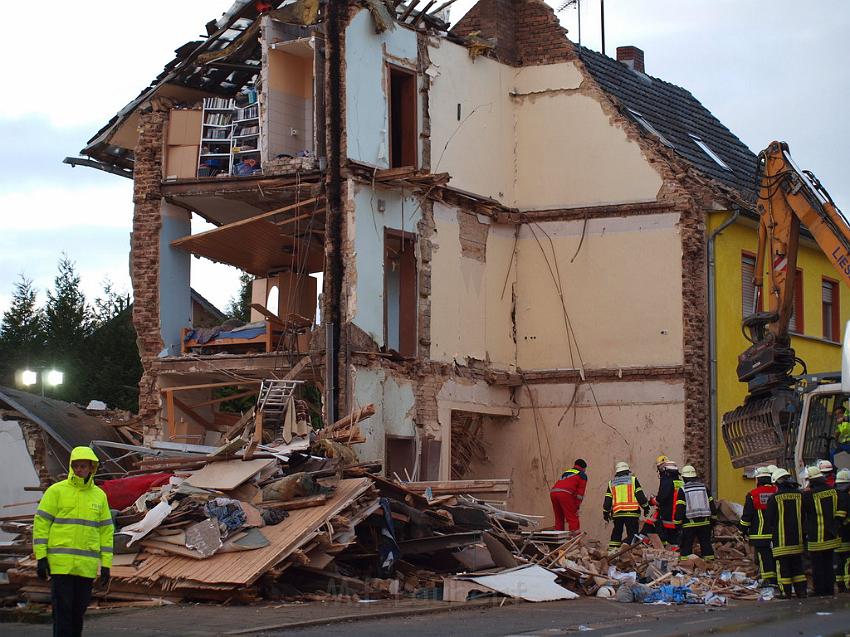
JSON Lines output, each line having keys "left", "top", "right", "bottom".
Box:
{"left": 603, "top": 461, "right": 650, "bottom": 552}
{"left": 764, "top": 468, "right": 807, "bottom": 598}
{"left": 34, "top": 446, "right": 113, "bottom": 637}
{"left": 740, "top": 466, "right": 778, "bottom": 587}
{"left": 802, "top": 464, "right": 840, "bottom": 596}
{"left": 678, "top": 465, "right": 716, "bottom": 561}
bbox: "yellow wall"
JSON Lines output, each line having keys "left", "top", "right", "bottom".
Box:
{"left": 711, "top": 212, "right": 850, "bottom": 504}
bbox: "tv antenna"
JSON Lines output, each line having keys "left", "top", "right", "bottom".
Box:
{"left": 557, "top": 0, "right": 581, "bottom": 46}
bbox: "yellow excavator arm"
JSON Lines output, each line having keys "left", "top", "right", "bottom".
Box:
{"left": 723, "top": 141, "right": 848, "bottom": 468}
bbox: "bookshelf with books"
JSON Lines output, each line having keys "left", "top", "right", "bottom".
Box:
{"left": 231, "top": 102, "right": 261, "bottom": 176}
{"left": 198, "top": 97, "right": 235, "bottom": 177}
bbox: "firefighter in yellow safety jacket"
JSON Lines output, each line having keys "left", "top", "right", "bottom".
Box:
{"left": 33, "top": 446, "right": 113, "bottom": 637}
{"left": 603, "top": 461, "right": 650, "bottom": 551}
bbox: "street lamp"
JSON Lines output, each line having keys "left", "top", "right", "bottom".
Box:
{"left": 17, "top": 368, "right": 63, "bottom": 397}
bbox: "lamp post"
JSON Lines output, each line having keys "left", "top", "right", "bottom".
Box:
{"left": 19, "top": 368, "right": 64, "bottom": 397}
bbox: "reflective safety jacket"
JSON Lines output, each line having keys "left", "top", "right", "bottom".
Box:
{"left": 741, "top": 482, "right": 777, "bottom": 544}
{"left": 681, "top": 480, "right": 717, "bottom": 528}
{"left": 837, "top": 487, "right": 850, "bottom": 553}
{"left": 33, "top": 447, "right": 114, "bottom": 578}
{"left": 603, "top": 472, "right": 649, "bottom": 518}
{"left": 837, "top": 420, "right": 850, "bottom": 444}
{"left": 765, "top": 483, "right": 804, "bottom": 557}
{"left": 802, "top": 480, "right": 841, "bottom": 551}
{"left": 551, "top": 467, "right": 588, "bottom": 506}
{"left": 657, "top": 470, "right": 685, "bottom": 528}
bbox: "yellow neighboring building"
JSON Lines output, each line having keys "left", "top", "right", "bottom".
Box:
{"left": 710, "top": 210, "right": 850, "bottom": 504}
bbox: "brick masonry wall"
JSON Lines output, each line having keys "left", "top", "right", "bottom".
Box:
{"left": 132, "top": 110, "right": 167, "bottom": 435}
{"left": 451, "top": 0, "right": 575, "bottom": 66}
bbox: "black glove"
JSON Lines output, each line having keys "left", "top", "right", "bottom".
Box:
{"left": 98, "top": 567, "right": 110, "bottom": 587}
{"left": 36, "top": 558, "right": 49, "bottom": 581}
{"left": 603, "top": 512, "right": 611, "bottom": 522}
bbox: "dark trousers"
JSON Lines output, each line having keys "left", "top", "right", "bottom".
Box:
{"left": 661, "top": 524, "right": 680, "bottom": 548}
{"left": 810, "top": 549, "right": 835, "bottom": 596}
{"left": 679, "top": 524, "right": 714, "bottom": 560}
{"left": 51, "top": 574, "right": 93, "bottom": 637}
{"left": 837, "top": 551, "right": 850, "bottom": 590}
{"left": 776, "top": 554, "right": 807, "bottom": 598}
{"left": 753, "top": 543, "right": 776, "bottom": 585}
{"left": 609, "top": 516, "right": 639, "bottom": 549}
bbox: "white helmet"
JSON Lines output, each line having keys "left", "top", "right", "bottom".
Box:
{"left": 615, "top": 461, "right": 630, "bottom": 473}
{"left": 681, "top": 465, "right": 697, "bottom": 478}
{"left": 755, "top": 466, "right": 772, "bottom": 478}
{"left": 818, "top": 459, "right": 834, "bottom": 474}
{"left": 807, "top": 465, "right": 823, "bottom": 480}
{"left": 771, "top": 468, "right": 790, "bottom": 483}
{"left": 836, "top": 468, "right": 850, "bottom": 484}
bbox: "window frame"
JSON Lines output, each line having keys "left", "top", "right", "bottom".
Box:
{"left": 689, "top": 133, "right": 732, "bottom": 171}
{"left": 822, "top": 276, "right": 840, "bottom": 342}
{"left": 387, "top": 64, "right": 418, "bottom": 169}
{"left": 789, "top": 268, "right": 804, "bottom": 335}
{"left": 741, "top": 250, "right": 758, "bottom": 319}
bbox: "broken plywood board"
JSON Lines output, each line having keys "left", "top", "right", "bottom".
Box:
{"left": 467, "top": 565, "right": 578, "bottom": 602}
{"left": 130, "top": 478, "right": 373, "bottom": 587}
{"left": 184, "top": 458, "right": 275, "bottom": 491}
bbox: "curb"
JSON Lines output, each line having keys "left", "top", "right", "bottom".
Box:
{"left": 220, "top": 598, "right": 521, "bottom": 635}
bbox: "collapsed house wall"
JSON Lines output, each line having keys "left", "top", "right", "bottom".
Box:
{"left": 428, "top": 202, "right": 517, "bottom": 369}
{"left": 344, "top": 9, "right": 419, "bottom": 168}
{"left": 514, "top": 214, "right": 684, "bottom": 370}
{"left": 465, "top": 379, "right": 686, "bottom": 543}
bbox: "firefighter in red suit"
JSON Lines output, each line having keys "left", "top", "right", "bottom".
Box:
{"left": 550, "top": 459, "right": 588, "bottom": 531}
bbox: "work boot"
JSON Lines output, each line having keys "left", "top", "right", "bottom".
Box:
{"left": 794, "top": 582, "right": 808, "bottom": 599}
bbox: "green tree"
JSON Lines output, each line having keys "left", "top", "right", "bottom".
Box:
{"left": 227, "top": 272, "right": 253, "bottom": 322}
{"left": 43, "top": 254, "right": 91, "bottom": 401}
{"left": 83, "top": 282, "right": 141, "bottom": 412}
{"left": 0, "top": 275, "right": 45, "bottom": 386}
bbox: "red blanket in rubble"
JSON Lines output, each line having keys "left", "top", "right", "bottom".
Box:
{"left": 98, "top": 473, "right": 173, "bottom": 510}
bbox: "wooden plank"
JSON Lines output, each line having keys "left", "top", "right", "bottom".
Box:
{"left": 165, "top": 390, "right": 176, "bottom": 439}
{"left": 250, "top": 303, "right": 281, "bottom": 322}
{"left": 184, "top": 457, "right": 274, "bottom": 490}
{"left": 187, "top": 389, "right": 258, "bottom": 410}
{"left": 131, "top": 478, "right": 373, "bottom": 586}
{"left": 283, "top": 354, "right": 312, "bottom": 381}
{"left": 244, "top": 411, "right": 263, "bottom": 460}
{"left": 223, "top": 407, "right": 256, "bottom": 442}
{"left": 260, "top": 494, "right": 328, "bottom": 510}
{"left": 160, "top": 380, "right": 262, "bottom": 393}
{"left": 171, "top": 196, "right": 323, "bottom": 247}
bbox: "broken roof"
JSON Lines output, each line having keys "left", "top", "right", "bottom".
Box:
{"left": 578, "top": 46, "right": 758, "bottom": 201}
{"left": 0, "top": 386, "right": 125, "bottom": 464}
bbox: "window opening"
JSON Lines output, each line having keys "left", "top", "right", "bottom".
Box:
{"left": 741, "top": 252, "right": 757, "bottom": 319}
{"left": 389, "top": 66, "right": 417, "bottom": 168}
{"left": 822, "top": 278, "right": 840, "bottom": 342}
{"left": 384, "top": 231, "right": 417, "bottom": 356}
{"left": 790, "top": 269, "right": 804, "bottom": 334}
{"left": 628, "top": 109, "right": 673, "bottom": 147}
{"left": 689, "top": 134, "right": 732, "bottom": 171}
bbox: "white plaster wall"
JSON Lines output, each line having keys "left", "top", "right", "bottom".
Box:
{"left": 0, "top": 421, "right": 40, "bottom": 540}
{"left": 345, "top": 10, "right": 419, "bottom": 167}
{"left": 465, "top": 379, "right": 686, "bottom": 544}
{"left": 349, "top": 183, "right": 422, "bottom": 346}
{"left": 514, "top": 213, "right": 684, "bottom": 370}
{"left": 429, "top": 202, "right": 517, "bottom": 369}
{"left": 514, "top": 91, "right": 663, "bottom": 209}
{"left": 353, "top": 367, "right": 417, "bottom": 466}
{"left": 428, "top": 39, "right": 515, "bottom": 202}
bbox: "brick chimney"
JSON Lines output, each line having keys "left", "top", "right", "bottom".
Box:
{"left": 616, "top": 46, "right": 645, "bottom": 73}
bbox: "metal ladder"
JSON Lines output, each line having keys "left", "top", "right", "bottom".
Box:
{"left": 256, "top": 379, "right": 301, "bottom": 425}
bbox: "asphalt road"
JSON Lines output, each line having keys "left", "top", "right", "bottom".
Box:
{"left": 2, "top": 595, "right": 850, "bottom": 636}
{"left": 257, "top": 596, "right": 850, "bottom": 637}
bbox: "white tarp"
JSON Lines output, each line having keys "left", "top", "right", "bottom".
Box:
{"left": 468, "top": 564, "right": 579, "bottom": 602}
{"left": 119, "top": 500, "right": 175, "bottom": 546}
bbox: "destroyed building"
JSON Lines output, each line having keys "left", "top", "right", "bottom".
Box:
{"left": 73, "top": 0, "right": 826, "bottom": 540}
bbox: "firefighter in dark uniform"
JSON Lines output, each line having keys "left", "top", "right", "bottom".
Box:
{"left": 653, "top": 457, "right": 685, "bottom": 550}
{"left": 802, "top": 464, "right": 840, "bottom": 596}
{"left": 764, "top": 468, "right": 807, "bottom": 598}
{"left": 740, "top": 466, "right": 778, "bottom": 587}
{"left": 678, "top": 465, "right": 716, "bottom": 561}
{"left": 836, "top": 468, "right": 850, "bottom": 592}
{"left": 603, "top": 461, "right": 650, "bottom": 552}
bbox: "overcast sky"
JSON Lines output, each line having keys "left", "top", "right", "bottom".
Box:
{"left": 1, "top": 0, "right": 847, "bottom": 316}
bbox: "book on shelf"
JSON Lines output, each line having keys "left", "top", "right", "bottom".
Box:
{"left": 203, "top": 97, "right": 235, "bottom": 110}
